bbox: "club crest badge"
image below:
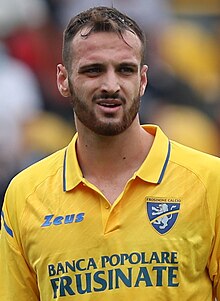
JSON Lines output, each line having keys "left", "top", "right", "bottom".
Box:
{"left": 146, "top": 197, "right": 181, "bottom": 235}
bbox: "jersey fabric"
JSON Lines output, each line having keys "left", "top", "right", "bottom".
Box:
{"left": 0, "top": 124, "right": 220, "bottom": 301}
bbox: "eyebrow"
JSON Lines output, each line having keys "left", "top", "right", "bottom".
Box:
{"left": 78, "top": 61, "right": 139, "bottom": 72}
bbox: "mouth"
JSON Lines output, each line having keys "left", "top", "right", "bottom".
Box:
{"left": 96, "top": 99, "right": 122, "bottom": 113}
{"left": 98, "top": 103, "right": 121, "bottom": 108}
{"left": 97, "top": 99, "right": 122, "bottom": 108}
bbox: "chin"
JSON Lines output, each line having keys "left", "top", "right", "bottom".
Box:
{"left": 90, "top": 121, "right": 132, "bottom": 136}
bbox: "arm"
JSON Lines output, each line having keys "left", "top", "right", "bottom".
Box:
{"left": 0, "top": 189, "right": 40, "bottom": 300}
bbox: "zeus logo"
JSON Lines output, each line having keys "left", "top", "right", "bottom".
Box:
{"left": 41, "top": 213, "right": 85, "bottom": 227}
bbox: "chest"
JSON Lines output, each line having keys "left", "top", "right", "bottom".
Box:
{"left": 23, "top": 171, "right": 211, "bottom": 262}
{"left": 21, "top": 171, "right": 214, "bottom": 299}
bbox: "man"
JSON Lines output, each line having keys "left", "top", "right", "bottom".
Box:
{"left": 0, "top": 6, "right": 220, "bottom": 301}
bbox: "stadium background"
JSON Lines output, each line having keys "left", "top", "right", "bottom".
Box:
{"left": 0, "top": 0, "right": 219, "bottom": 211}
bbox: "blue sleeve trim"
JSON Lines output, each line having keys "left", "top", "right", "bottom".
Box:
{"left": 63, "top": 149, "right": 67, "bottom": 192}
{"left": 157, "top": 141, "right": 171, "bottom": 184}
{"left": 1, "top": 211, "right": 14, "bottom": 237}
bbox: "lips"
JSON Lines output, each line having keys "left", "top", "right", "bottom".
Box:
{"left": 96, "top": 99, "right": 122, "bottom": 108}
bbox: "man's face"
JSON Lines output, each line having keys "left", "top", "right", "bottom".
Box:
{"left": 58, "top": 29, "right": 148, "bottom": 136}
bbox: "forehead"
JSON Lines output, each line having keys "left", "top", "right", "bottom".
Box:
{"left": 70, "top": 29, "right": 142, "bottom": 66}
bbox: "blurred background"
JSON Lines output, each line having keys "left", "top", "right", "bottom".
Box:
{"left": 0, "top": 0, "right": 219, "bottom": 210}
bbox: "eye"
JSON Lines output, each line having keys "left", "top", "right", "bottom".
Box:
{"left": 119, "top": 65, "right": 136, "bottom": 75}
{"left": 80, "top": 65, "right": 103, "bottom": 77}
{"left": 87, "top": 67, "right": 102, "bottom": 74}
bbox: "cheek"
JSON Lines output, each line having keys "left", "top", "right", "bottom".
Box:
{"left": 127, "top": 81, "right": 142, "bottom": 99}
{"left": 73, "top": 78, "right": 97, "bottom": 98}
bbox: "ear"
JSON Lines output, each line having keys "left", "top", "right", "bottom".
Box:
{"left": 140, "top": 64, "right": 148, "bottom": 97}
{"left": 57, "top": 64, "right": 71, "bottom": 97}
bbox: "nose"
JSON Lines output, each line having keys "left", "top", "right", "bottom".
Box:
{"left": 100, "top": 69, "right": 120, "bottom": 94}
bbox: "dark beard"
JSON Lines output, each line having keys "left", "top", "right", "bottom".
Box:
{"left": 68, "top": 81, "right": 141, "bottom": 136}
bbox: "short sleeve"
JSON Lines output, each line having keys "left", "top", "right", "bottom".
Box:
{"left": 0, "top": 189, "right": 40, "bottom": 301}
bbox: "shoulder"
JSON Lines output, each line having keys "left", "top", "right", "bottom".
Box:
{"left": 7, "top": 147, "right": 66, "bottom": 198}
{"left": 169, "top": 140, "right": 220, "bottom": 228}
{"left": 170, "top": 140, "right": 220, "bottom": 184}
{"left": 1, "top": 147, "right": 67, "bottom": 238}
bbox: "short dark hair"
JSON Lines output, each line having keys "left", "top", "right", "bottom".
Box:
{"left": 62, "top": 6, "right": 146, "bottom": 71}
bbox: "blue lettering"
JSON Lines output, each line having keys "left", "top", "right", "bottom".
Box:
{"left": 134, "top": 267, "right": 153, "bottom": 287}
{"left": 160, "top": 251, "right": 178, "bottom": 264}
{"left": 53, "top": 216, "right": 64, "bottom": 225}
{"left": 65, "top": 261, "right": 76, "bottom": 273}
{"left": 149, "top": 252, "right": 160, "bottom": 264}
{"left": 101, "top": 256, "right": 109, "bottom": 268}
{"left": 94, "top": 271, "right": 107, "bottom": 292}
{"left": 108, "top": 269, "right": 114, "bottom": 290}
{"left": 161, "top": 252, "right": 170, "bottom": 263}
{"left": 109, "top": 254, "right": 120, "bottom": 266}
{"left": 60, "top": 276, "right": 75, "bottom": 297}
{"left": 50, "top": 278, "right": 59, "bottom": 298}
{"left": 50, "top": 276, "right": 75, "bottom": 298}
{"left": 153, "top": 266, "right": 167, "bottom": 286}
{"left": 41, "top": 215, "right": 54, "bottom": 227}
{"left": 88, "top": 258, "right": 97, "bottom": 270}
{"left": 48, "top": 253, "right": 179, "bottom": 297}
{"left": 168, "top": 267, "right": 179, "bottom": 287}
{"left": 64, "top": 214, "right": 75, "bottom": 224}
{"left": 41, "top": 213, "right": 85, "bottom": 227}
{"left": 75, "top": 213, "right": 85, "bottom": 223}
{"left": 129, "top": 252, "right": 141, "bottom": 264}
{"left": 140, "top": 252, "right": 149, "bottom": 264}
{"left": 57, "top": 262, "right": 65, "bottom": 275}
{"left": 48, "top": 264, "right": 56, "bottom": 277}
{"left": 76, "top": 273, "right": 92, "bottom": 294}
{"left": 115, "top": 268, "right": 132, "bottom": 288}
{"left": 76, "top": 259, "right": 86, "bottom": 271}
{"left": 120, "top": 253, "right": 129, "bottom": 265}
{"left": 171, "top": 252, "right": 178, "bottom": 264}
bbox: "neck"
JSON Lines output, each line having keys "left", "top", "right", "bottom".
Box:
{"left": 75, "top": 117, "right": 154, "bottom": 180}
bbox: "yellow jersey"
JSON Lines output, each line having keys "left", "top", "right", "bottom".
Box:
{"left": 1, "top": 125, "right": 220, "bottom": 300}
